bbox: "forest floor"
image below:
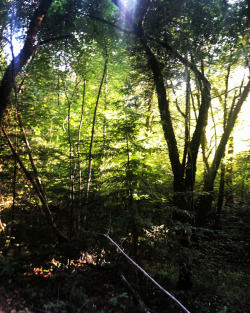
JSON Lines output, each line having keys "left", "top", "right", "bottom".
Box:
{"left": 0, "top": 204, "right": 249, "bottom": 313}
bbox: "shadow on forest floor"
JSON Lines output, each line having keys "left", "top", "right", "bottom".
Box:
{"left": 0, "top": 204, "right": 250, "bottom": 313}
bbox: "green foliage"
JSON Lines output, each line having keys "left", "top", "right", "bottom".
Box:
{"left": 0, "top": 1, "right": 249, "bottom": 313}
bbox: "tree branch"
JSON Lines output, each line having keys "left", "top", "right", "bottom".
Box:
{"left": 103, "top": 233, "right": 191, "bottom": 313}
{"left": 39, "top": 34, "right": 73, "bottom": 45}
{"left": 88, "top": 15, "right": 134, "bottom": 34}
{"left": 147, "top": 36, "right": 210, "bottom": 92}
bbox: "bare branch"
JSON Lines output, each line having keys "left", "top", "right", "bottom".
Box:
{"left": 156, "top": 38, "right": 210, "bottom": 91}
{"left": 103, "top": 233, "right": 191, "bottom": 313}
{"left": 211, "top": 86, "right": 242, "bottom": 100}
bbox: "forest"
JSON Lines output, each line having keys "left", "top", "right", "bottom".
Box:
{"left": 0, "top": 0, "right": 249, "bottom": 312}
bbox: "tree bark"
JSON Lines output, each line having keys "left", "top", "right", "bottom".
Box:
{"left": 0, "top": 0, "right": 54, "bottom": 121}
{"left": 111, "top": 0, "right": 184, "bottom": 191}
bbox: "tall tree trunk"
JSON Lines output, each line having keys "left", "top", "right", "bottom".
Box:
{"left": 216, "top": 63, "right": 231, "bottom": 217}
{"left": 63, "top": 78, "right": 81, "bottom": 239}
{"left": 11, "top": 103, "right": 18, "bottom": 237}
{"left": 76, "top": 80, "right": 86, "bottom": 232}
{"left": 64, "top": 80, "right": 74, "bottom": 240}
{"left": 111, "top": 0, "right": 212, "bottom": 197}
{"left": 0, "top": 0, "right": 54, "bottom": 121}
{"left": 124, "top": 108, "right": 138, "bottom": 258}
{"left": 181, "top": 65, "right": 190, "bottom": 170}
{"left": 111, "top": 0, "right": 183, "bottom": 191}
{"left": 78, "top": 82, "right": 86, "bottom": 194}
{"left": 184, "top": 80, "right": 211, "bottom": 192}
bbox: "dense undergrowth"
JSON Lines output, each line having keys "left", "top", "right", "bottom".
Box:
{"left": 0, "top": 203, "right": 249, "bottom": 313}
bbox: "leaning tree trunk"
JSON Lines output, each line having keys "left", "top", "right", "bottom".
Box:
{"left": 111, "top": 0, "right": 183, "bottom": 192}
{"left": 0, "top": 0, "right": 54, "bottom": 121}
{"left": 1, "top": 126, "right": 68, "bottom": 242}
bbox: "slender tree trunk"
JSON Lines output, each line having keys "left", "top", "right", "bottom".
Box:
{"left": 76, "top": 80, "right": 86, "bottom": 231}
{"left": 11, "top": 106, "right": 18, "bottom": 237}
{"left": 124, "top": 108, "right": 138, "bottom": 258}
{"left": 205, "top": 80, "right": 250, "bottom": 192}
{"left": 85, "top": 58, "right": 108, "bottom": 201}
{"left": 1, "top": 126, "right": 68, "bottom": 242}
{"left": 63, "top": 81, "right": 74, "bottom": 239}
{"left": 216, "top": 64, "right": 230, "bottom": 217}
{"left": 181, "top": 65, "right": 190, "bottom": 170}
{"left": 217, "top": 161, "right": 225, "bottom": 216}
{"left": 101, "top": 68, "right": 108, "bottom": 180}
{"left": 17, "top": 110, "right": 48, "bottom": 204}
{"left": 196, "top": 79, "right": 250, "bottom": 226}
{"left": 63, "top": 78, "right": 81, "bottom": 239}
{"left": 225, "top": 136, "right": 234, "bottom": 204}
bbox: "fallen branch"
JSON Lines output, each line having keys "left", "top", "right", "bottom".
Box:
{"left": 103, "top": 233, "right": 191, "bottom": 313}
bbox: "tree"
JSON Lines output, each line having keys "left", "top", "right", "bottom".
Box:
{"left": 0, "top": 2, "right": 249, "bottom": 312}
{"left": 102, "top": 0, "right": 250, "bottom": 224}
